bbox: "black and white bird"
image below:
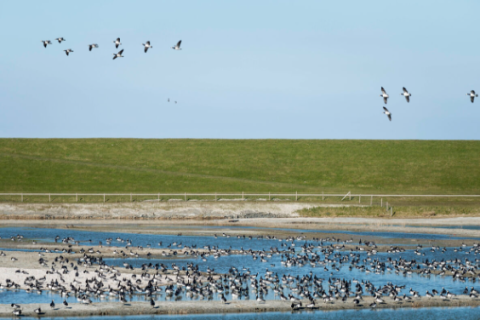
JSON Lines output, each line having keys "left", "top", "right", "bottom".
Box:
{"left": 468, "top": 90, "right": 478, "bottom": 103}
{"left": 380, "top": 87, "right": 389, "bottom": 104}
{"left": 50, "top": 300, "right": 55, "bottom": 309}
{"left": 383, "top": 106, "right": 392, "bottom": 121}
{"left": 143, "top": 41, "right": 152, "bottom": 53}
{"left": 150, "top": 298, "right": 155, "bottom": 308}
{"left": 12, "top": 310, "right": 21, "bottom": 317}
{"left": 89, "top": 44, "right": 99, "bottom": 51}
{"left": 55, "top": 37, "right": 65, "bottom": 44}
{"left": 401, "top": 87, "right": 411, "bottom": 103}
{"left": 42, "top": 40, "right": 52, "bottom": 48}
{"left": 114, "top": 38, "right": 122, "bottom": 48}
{"left": 34, "top": 307, "right": 41, "bottom": 314}
{"left": 64, "top": 49, "right": 74, "bottom": 56}
{"left": 172, "top": 40, "right": 182, "bottom": 50}
{"left": 113, "top": 49, "right": 124, "bottom": 60}
{"left": 63, "top": 300, "right": 68, "bottom": 307}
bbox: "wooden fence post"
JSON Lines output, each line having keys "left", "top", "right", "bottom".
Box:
{"left": 215, "top": 192, "right": 217, "bottom": 201}
{"left": 130, "top": 193, "right": 132, "bottom": 202}
{"left": 370, "top": 195, "right": 372, "bottom": 206}
{"left": 104, "top": 194, "right": 105, "bottom": 203}
{"left": 21, "top": 193, "right": 23, "bottom": 202}
{"left": 381, "top": 198, "right": 382, "bottom": 207}
{"left": 296, "top": 191, "right": 298, "bottom": 201}
{"left": 185, "top": 193, "right": 187, "bottom": 201}
{"left": 48, "top": 194, "right": 51, "bottom": 202}
{"left": 359, "top": 195, "right": 361, "bottom": 204}
{"left": 242, "top": 192, "right": 244, "bottom": 200}
{"left": 269, "top": 192, "right": 270, "bottom": 201}
{"left": 76, "top": 193, "right": 78, "bottom": 202}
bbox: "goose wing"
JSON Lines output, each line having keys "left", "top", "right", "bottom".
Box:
{"left": 144, "top": 47, "right": 148, "bottom": 53}
{"left": 388, "top": 114, "right": 392, "bottom": 121}
{"left": 403, "top": 87, "right": 408, "bottom": 93}
{"left": 471, "top": 96, "right": 475, "bottom": 103}
{"left": 383, "top": 97, "right": 388, "bottom": 104}
{"left": 119, "top": 49, "right": 124, "bottom": 55}
{"left": 383, "top": 107, "right": 389, "bottom": 112}
{"left": 381, "top": 87, "right": 386, "bottom": 94}
{"left": 177, "top": 40, "right": 182, "bottom": 47}
{"left": 406, "top": 96, "right": 410, "bottom": 103}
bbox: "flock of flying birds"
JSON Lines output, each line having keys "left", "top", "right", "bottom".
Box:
{"left": 40, "top": 37, "right": 479, "bottom": 121}
{"left": 380, "top": 87, "right": 479, "bottom": 122}
{"left": 41, "top": 37, "right": 182, "bottom": 103}
{"left": 40, "top": 37, "right": 182, "bottom": 59}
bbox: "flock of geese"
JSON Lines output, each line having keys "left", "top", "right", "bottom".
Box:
{"left": 2, "top": 232, "right": 480, "bottom": 316}
{"left": 380, "top": 87, "right": 479, "bottom": 122}
{"left": 41, "top": 37, "right": 182, "bottom": 59}
{"left": 40, "top": 37, "right": 479, "bottom": 122}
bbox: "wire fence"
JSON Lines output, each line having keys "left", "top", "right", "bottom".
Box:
{"left": 0, "top": 192, "right": 479, "bottom": 204}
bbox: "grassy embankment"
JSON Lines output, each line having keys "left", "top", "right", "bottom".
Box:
{"left": 0, "top": 139, "right": 479, "bottom": 216}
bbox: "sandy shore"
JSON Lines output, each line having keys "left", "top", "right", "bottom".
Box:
{"left": 1, "top": 296, "right": 480, "bottom": 318}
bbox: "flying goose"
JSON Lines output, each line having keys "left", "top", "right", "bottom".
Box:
{"left": 114, "top": 38, "right": 122, "bottom": 49}
{"left": 64, "top": 49, "right": 74, "bottom": 56}
{"left": 55, "top": 37, "right": 65, "bottom": 44}
{"left": 113, "top": 49, "right": 124, "bottom": 60}
{"left": 380, "top": 87, "right": 389, "bottom": 104}
{"left": 88, "top": 44, "right": 99, "bottom": 51}
{"left": 468, "top": 90, "right": 478, "bottom": 103}
{"left": 143, "top": 41, "right": 152, "bottom": 53}
{"left": 172, "top": 40, "right": 182, "bottom": 50}
{"left": 401, "top": 87, "right": 411, "bottom": 103}
{"left": 42, "top": 40, "right": 52, "bottom": 48}
{"left": 383, "top": 106, "right": 392, "bottom": 121}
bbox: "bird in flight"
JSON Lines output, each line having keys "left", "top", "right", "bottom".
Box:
{"left": 113, "top": 49, "right": 124, "bottom": 60}
{"left": 89, "top": 44, "right": 99, "bottom": 51}
{"left": 467, "top": 90, "right": 478, "bottom": 103}
{"left": 55, "top": 37, "right": 65, "bottom": 44}
{"left": 64, "top": 49, "right": 74, "bottom": 56}
{"left": 114, "top": 38, "right": 122, "bottom": 49}
{"left": 41, "top": 40, "right": 52, "bottom": 48}
{"left": 383, "top": 106, "right": 392, "bottom": 121}
{"left": 172, "top": 40, "right": 182, "bottom": 50}
{"left": 143, "top": 41, "right": 152, "bottom": 53}
{"left": 401, "top": 87, "right": 411, "bottom": 103}
{"left": 380, "top": 87, "right": 389, "bottom": 104}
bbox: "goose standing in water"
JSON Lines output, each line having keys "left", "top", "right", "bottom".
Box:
{"left": 143, "top": 41, "right": 152, "bottom": 53}
{"left": 41, "top": 40, "right": 52, "bottom": 48}
{"left": 172, "top": 40, "right": 182, "bottom": 50}
{"left": 401, "top": 87, "right": 411, "bottom": 102}
{"left": 467, "top": 90, "right": 478, "bottom": 103}
{"left": 55, "top": 37, "right": 65, "bottom": 44}
{"left": 64, "top": 49, "right": 74, "bottom": 56}
{"left": 380, "top": 87, "right": 389, "bottom": 104}
{"left": 114, "top": 38, "right": 122, "bottom": 48}
{"left": 383, "top": 106, "right": 392, "bottom": 121}
{"left": 89, "top": 44, "right": 99, "bottom": 51}
{"left": 113, "top": 49, "right": 124, "bottom": 60}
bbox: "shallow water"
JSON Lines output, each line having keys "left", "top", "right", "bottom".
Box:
{"left": 14, "top": 307, "right": 480, "bottom": 320}
{"left": 1, "top": 226, "right": 480, "bottom": 317}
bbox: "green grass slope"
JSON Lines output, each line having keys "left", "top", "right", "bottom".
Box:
{"left": 0, "top": 139, "right": 479, "bottom": 194}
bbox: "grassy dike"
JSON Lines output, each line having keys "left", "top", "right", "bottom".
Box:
{"left": 0, "top": 139, "right": 479, "bottom": 196}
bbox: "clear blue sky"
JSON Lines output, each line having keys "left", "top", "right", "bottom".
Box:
{"left": 1, "top": 0, "right": 479, "bottom": 139}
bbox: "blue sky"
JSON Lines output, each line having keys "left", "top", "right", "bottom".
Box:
{"left": 1, "top": 0, "right": 479, "bottom": 139}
